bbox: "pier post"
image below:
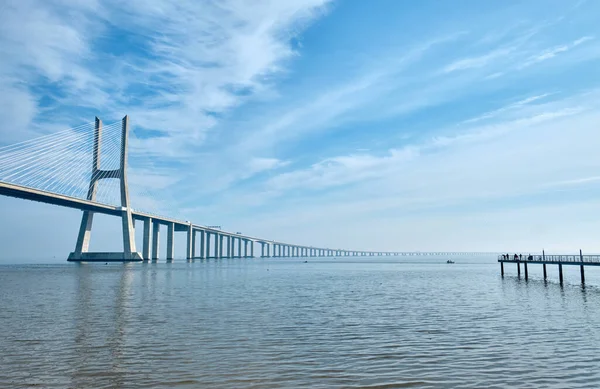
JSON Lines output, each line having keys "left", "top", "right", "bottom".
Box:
{"left": 517, "top": 262, "right": 521, "bottom": 277}
{"left": 166, "top": 222, "right": 174, "bottom": 260}
{"left": 152, "top": 222, "right": 160, "bottom": 260}
{"left": 559, "top": 264, "right": 563, "bottom": 284}
{"left": 543, "top": 264, "right": 547, "bottom": 280}
{"left": 142, "top": 218, "right": 152, "bottom": 260}
{"left": 580, "top": 249, "right": 585, "bottom": 284}
{"left": 524, "top": 262, "right": 528, "bottom": 281}
{"left": 500, "top": 262, "right": 504, "bottom": 277}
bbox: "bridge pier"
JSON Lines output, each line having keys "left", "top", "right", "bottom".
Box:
{"left": 142, "top": 218, "right": 152, "bottom": 260}
{"left": 198, "top": 230, "right": 205, "bottom": 259}
{"left": 219, "top": 234, "right": 224, "bottom": 258}
{"left": 68, "top": 116, "right": 142, "bottom": 262}
{"left": 186, "top": 224, "right": 194, "bottom": 260}
{"left": 152, "top": 222, "right": 160, "bottom": 260}
{"left": 524, "top": 262, "right": 528, "bottom": 281}
{"left": 166, "top": 222, "right": 174, "bottom": 261}
{"left": 543, "top": 263, "right": 547, "bottom": 280}
{"left": 205, "top": 232, "right": 211, "bottom": 259}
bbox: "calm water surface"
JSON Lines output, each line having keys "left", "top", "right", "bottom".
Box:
{"left": 1, "top": 257, "right": 600, "bottom": 388}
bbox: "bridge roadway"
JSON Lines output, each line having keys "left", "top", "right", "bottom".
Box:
{"left": 0, "top": 181, "right": 497, "bottom": 260}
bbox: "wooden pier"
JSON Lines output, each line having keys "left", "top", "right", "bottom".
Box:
{"left": 498, "top": 250, "right": 600, "bottom": 284}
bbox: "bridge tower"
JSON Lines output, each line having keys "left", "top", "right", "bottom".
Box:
{"left": 68, "top": 116, "right": 142, "bottom": 262}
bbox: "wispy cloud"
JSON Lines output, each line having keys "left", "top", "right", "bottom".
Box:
{"left": 443, "top": 47, "right": 516, "bottom": 73}
{"left": 2, "top": 0, "right": 600, "bottom": 257}
{"left": 519, "top": 36, "right": 595, "bottom": 68}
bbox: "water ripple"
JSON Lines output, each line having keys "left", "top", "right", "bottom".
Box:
{"left": 1, "top": 260, "right": 600, "bottom": 388}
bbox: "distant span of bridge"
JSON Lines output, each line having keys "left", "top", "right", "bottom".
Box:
{"left": 0, "top": 116, "right": 499, "bottom": 262}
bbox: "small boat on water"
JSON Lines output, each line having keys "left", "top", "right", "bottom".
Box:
{"left": 446, "top": 260, "right": 455, "bottom": 264}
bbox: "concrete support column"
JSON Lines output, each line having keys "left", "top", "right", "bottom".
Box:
{"left": 213, "top": 234, "right": 218, "bottom": 258}
{"left": 152, "top": 222, "right": 160, "bottom": 260}
{"left": 192, "top": 230, "right": 197, "bottom": 258}
{"left": 186, "top": 225, "right": 193, "bottom": 260}
{"left": 219, "top": 235, "right": 224, "bottom": 258}
{"left": 199, "top": 230, "right": 205, "bottom": 259}
{"left": 267, "top": 243, "right": 271, "bottom": 257}
{"left": 205, "top": 232, "right": 211, "bottom": 258}
{"left": 238, "top": 238, "right": 242, "bottom": 258}
{"left": 250, "top": 241, "right": 254, "bottom": 258}
{"left": 142, "top": 218, "right": 152, "bottom": 260}
{"left": 226, "top": 236, "right": 231, "bottom": 258}
{"left": 166, "top": 222, "right": 174, "bottom": 260}
{"left": 245, "top": 240, "right": 249, "bottom": 257}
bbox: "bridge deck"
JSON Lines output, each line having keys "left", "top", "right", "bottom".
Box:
{"left": 0, "top": 180, "right": 498, "bottom": 256}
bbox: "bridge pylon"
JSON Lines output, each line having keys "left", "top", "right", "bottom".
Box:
{"left": 68, "top": 116, "right": 142, "bottom": 262}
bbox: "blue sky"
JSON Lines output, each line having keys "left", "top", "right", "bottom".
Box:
{"left": 2, "top": 0, "right": 600, "bottom": 259}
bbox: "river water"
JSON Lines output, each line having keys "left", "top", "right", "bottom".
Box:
{"left": 1, "top": 257, "right": 600, "bottom": 388}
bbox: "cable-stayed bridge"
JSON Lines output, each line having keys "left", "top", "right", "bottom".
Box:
{"left": 0, "top": 116, "right": 498, "bottom": 261}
